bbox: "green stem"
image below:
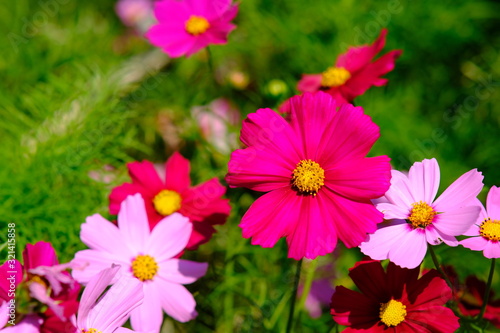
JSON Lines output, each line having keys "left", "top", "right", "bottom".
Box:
{"left": 478, "top": 258, "right": 496, "bottom": 320}
{"left": 206, "top": 46, "right": 215, "bottom": 78}
{"left": 297, "top": 258, "right": 318, "bottom": 313}
{"left": 286, "top": 259, "right": 302, "bottom": 333}
{"left": 428, "top": 245, "right": 453, "bottom": 288}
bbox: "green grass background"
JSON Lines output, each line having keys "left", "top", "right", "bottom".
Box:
{"left": 1, "top": 0, "right": 500, "bottom": 331}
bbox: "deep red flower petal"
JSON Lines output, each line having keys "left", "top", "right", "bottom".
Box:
{"left": 108, "top": 182, "right": 149, "bottom": 215}
{"left": 348, "top": 260, "right": 391, "bottom": 302}
{"left": 406, "top": 305, "right": 459, "bottom": 333}
{"left": 330, "top": 286, "right": 379, "bottom": 328}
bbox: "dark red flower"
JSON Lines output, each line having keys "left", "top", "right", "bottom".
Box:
{"left": 331, "top": 260, "right": 459, "bottom": 332}
{"left": 109, "top": 152, "right": 231, "bottom": 250}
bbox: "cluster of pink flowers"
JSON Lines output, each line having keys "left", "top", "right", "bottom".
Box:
{"left": 6, "top": 1, "right": 499, "bottom": 332}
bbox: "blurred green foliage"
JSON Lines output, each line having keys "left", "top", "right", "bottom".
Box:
{"left": 1, "top": 0, "right": 500, "bottom": 331}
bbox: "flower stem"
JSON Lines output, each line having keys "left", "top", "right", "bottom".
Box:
{"left": 286, "top": 259, "right": 302, "bottom": 333}
{"left": 428, "top": 244, "right": 453, "bottom": 288}
{"left": 478, "top": 258, "right": 496, "bottom": 320}
{"left": 206, "top": 46, "right": 215, "bottom": 78}
{"left": 297, "top": 258, "right": 318, "bottom": 312}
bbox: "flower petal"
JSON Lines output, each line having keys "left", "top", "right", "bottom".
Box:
{"left": 164, "top": 152, "right": 191, "bottom": 192}
{"left": 108, "top": 183, "right": 146, "bottom": 215}
{"left": 239, "top": 187, "right": 297, "bottom": 249}
{"left": 483, "top": 242, "right": 500, "bottom": 259}
{"left": 71, "top": 250, "right": 128, "bottom": 284}
{"left": 387, "top": 227, "right": 428, "bottom": 269}
{"left": 359, "top": 220, "right": 409, "bottom": 261}
{"left": 130, "top": 282, "right": 163, "bottom": 333}
{"left": 146, "top": 213, "right": 192, "bottom": 262}
{"left": 433, "top": 205, "right": 481, "bottom": 237}
{"left": 81, "top": 214, "right": 132, "bottom": 257}
{"left": 335, "top": 29, "right": 387, "bottom": 73}
{"left": 158, "top": 259, "right": 208, "bottom": 284}
{"left": 460, "top": 236, "right": 488, "bottom": 252}
{"left": 486, "top": 185, "right": 500, "bottom": 219}
{"left": 117, "top": 193, "right": 151, "bottom": 253}
{"left": 330, "top": 286, "right": 379, "bottom": 328}
{"left": 433, "top": 169, "right": 484, "bottom": 211}
{"left": 155, "top": 278, "right": 198, "bottom": 322}
{"left": 325, "top": 155, "right": 391, "bottom": 201}
{"left": 297, "top": 74, "right": 322, "bottom": 93}
{"left": 408, "top": 158, "right": 440, "bottom": 204}
{"left": 128, "top": 161, "right": 164, "bottom": 195}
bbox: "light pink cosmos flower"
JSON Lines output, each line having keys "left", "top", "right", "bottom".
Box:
{"left": 226, "top": 91, "right": 392, "bottom": 259}
{"left": 72, "top": 193, "right": 208, "bottom": 332}
{"left": 191, "top": 98, "right": 240, "bottom": 154}
{"left": 297, "top": 29, "right": 402, "bottom": 103}
{"left": 116, "top": 0, "right": 153, "bottom": 32}
{"left": 145, "top": 0, "right": 238, "bottom": 57}
{"left": 460, "top": 186, "right": 500, "bottom": 258}
{"left": 75, "top": 265, "right": 143, "bottom": 333}
{"left": 360, "top": 158, "right": 484, "bottom": 269}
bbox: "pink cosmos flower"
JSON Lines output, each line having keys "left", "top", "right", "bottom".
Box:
{"left": 191, "top": 98, "right": 240, "bottom": 155}
{"left": 116, "top": 0, "right": 153, "bottom": 32}
{"left": 73, "top": 193, "right": 208, "bottom": 332}
{"left": 460, "top": 186, "right": 500, "bottom": 258}
{"left": 145, "top": 0, "right": 238, "bottom": 57}
{"left": 297, "top": 29, "right": 402, "bottom": 103}
{"left": 0, "top": 242, "right": 80, "bottom": 332}
{"left": 226, "top": 91, "right": 392, "bottom": 259}
{"left": 109, "top": 152, "right": 231, "bottom": 250}
{"left": 360, "top": 158, "right": 484, "bottom": 269}
{"left": 75, "top": 265, "right": 143, "bottom": 333}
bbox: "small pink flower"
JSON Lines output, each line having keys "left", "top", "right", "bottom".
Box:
{"left": 297, "top": 29, "right": 402, "bottom": 103}
{"left": 226, "top": 91, "right": 391, "bottom": 259}
{"left": 145, "top": 0, "right": 238, "bottom": 57}
{"left": 75, "top": 265, "right": 143, "bottom": 333}
{"left": 109, "top": 152, "right": 231, "bottom": 250}
{"left": 116, "top": 0, "right": 153, "bottom": 30}
{"left": 360, "top": 158, "right": 484, "bottom": 268}
{"left": 460, "top": 186, "right": 500, "bottom": 258}
{"left": 191, "top": 98, "right": 240, "bottom": 154}
{"left": 73, "top": 193, "right": 208, "bottom": 332}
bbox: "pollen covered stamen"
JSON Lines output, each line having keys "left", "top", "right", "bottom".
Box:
{"left": 408, "top": 201, "right": 436, "bottom": 228}
{"left": 379, "top": 299, "right": 407, "bottom": 327}
{"left": 185, "top": 15, "right": 210, "bottom": 35}
{"left": 81, "top": 329, "right": 102, "bottom": 333}
{"left": 291, "top": 159, "right": 325, "bottom": 195}
{"left": 131, "top": 255, "right": 159, "bottom": 282}
{"left": 480, "top": 218, "right": 500, "bottom": 241}
{"left": 321, "top": 66, "right": 351, "bottom": 87}
{"left": 153, "top": 189, "right": 182, "bottom": 216}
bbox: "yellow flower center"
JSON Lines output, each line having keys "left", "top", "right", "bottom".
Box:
{"left": 291, "top": 159, "right": 325, "bottom": 195}
{"left": 408, "top": 201, "right": 436, "bottom": 228}
{"left": 321, "top": 66, "right": 351, "bottom": 87}
{"left": 379, "top": 299, "right": 407, "bottom": 327}
{"left": 81, "top": 330, "right": 102, "bottom": 333}
{"left": 185, "top": 15, "right": 210, "bottom": 35}
{"left": 131, "top": 254, "right": 159, "bottom": 282}
{"left": 480, "top": 218, "right": 500, "bottom": 241}
{"left": 153, "top": 190, "right": 182, "bottom": 216}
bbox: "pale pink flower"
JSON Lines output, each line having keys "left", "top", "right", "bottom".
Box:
{"left": 191, "top": 98, "right": 240, "bottom": 154}
{"left": 460, "top": 186, "right": 500, "bottom": 258}
{"left": 360, "top": 158, "right": 484, "bottom": 268}
{"left": 72, "top": 193, "right": 208, "bottom": 332}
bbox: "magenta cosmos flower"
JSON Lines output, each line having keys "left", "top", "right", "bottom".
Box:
{"left": 75, "top": 265, "right": 143, "bottom": 333}
{"left": 330, "top": 260, "right": 459, "bottom": 332}
{"left": 460, "top": 186, "right": 500, "bottom": 258}
{"left": 109, "top": 152, "right": 231, "bottom": 250}
{"left": 297, "top": 29, "right": 402, "bottom": 103}
{"left": 360, "top": 158, "right": 484, "bottom": 268}
{"left": 226, "top": 91, "right": 391, "bottom": 259}
{"left": 73, "top": 193, "right": 208, "bottom": 332}
{"left": 145, "top": 0, "right": 238, "bottom": 57}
